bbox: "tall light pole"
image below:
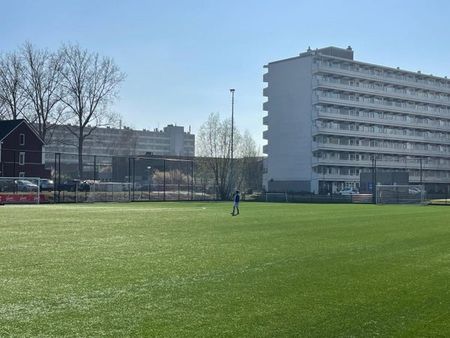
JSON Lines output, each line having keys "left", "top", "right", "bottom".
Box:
{"left": 230, "top": 89, "right": 235, "bottom": 161}
{"left": 230, "top": 88, "right": 235, "bottom": 194}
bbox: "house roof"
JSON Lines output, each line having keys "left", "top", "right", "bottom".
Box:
{"left": 0, "top": 119, "right": 44, "bottom": 144}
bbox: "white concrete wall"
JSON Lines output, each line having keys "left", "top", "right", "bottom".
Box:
{"left": 264, "top": 56, "right": 314, "bottom": 190}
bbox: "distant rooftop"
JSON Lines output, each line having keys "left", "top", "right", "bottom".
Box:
{"left": 300, "top": 46, "right": 354, "bottom": 60}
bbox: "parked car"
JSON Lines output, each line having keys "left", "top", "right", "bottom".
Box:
{"left": 15, "top": 179, "right": 39, "bottom": 192}
{"left": 40, "top": 179, "right": 54, "bottom": 191}
{"left": 338, "top": 188, "right": 358, "bottom": 195}
{"left": 409, "top": 187, "right": 422, "bottom": 194}
{"left": 56, "top": 179, "right": 90, "bottom": 192}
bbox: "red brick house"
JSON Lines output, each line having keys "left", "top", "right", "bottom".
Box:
{"left": 0, "top": 119, "right": 50, "bottom": 178}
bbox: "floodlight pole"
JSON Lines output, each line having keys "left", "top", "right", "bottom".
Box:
{"left": 230, "top": 88, "right": 235, "bottom": 197}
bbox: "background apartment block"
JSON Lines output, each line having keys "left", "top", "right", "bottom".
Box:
{"left": 263, "top": 46, "right": 450, "bottom": 194}
{"left": 45, "top": 124, "right": 195, "bottom": 164}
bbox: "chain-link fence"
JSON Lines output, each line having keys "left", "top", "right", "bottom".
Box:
{"left": 2, "top": 147, "right": 448, "bottom": 205}
{"left": 0, "top": 148, "right": 264, "bottom": 203}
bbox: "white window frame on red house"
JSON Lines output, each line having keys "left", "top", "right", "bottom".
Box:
{"left": 19, "top": 152, "right": 25, "bottom": 166}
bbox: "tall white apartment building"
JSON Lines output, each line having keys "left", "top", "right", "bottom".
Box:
{"left": 263, "top": 46, "right": 450, "bottom": 194}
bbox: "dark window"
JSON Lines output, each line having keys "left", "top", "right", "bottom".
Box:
{"left": 19, "top": 152, "right": 25, "bottom": 165}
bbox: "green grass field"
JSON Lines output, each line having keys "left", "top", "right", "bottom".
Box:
{"left": 0, "top": 202, "right": 449, "bottom": 336}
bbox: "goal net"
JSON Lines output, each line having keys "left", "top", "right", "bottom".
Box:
{"left": 265, "top": 192, "right": 288, "bottom": 202}
{"left": 375, "top": 185, "right": 426, "bottom": 205}
{"left": 0, "top": 177, "right": 42, "bottom": 204}
{"left": 86, "top": 182, "right": 132, "bottom": 202}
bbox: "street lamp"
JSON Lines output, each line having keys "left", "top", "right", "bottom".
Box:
{"left": 230, "top": 88, "right": 235, "bottom": 195}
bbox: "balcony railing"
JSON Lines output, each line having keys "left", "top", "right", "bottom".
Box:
{"left": 313, "top": 79, "right": 450, "bottom": 106}
{"left": 313, "top": 126, "right": 450, "bottom": 145}
{"left": 313, "top": 64, "right": 450, "bottom": 95}
{"left": 315, "top": 111, "right": 450, "bottom": 133}
{"left": 312, "top": 143, "right": 450, "bottom": 157}
{"left": 311, "top": 172, "right": 450, "bottom": 183}
{"left": 311, "top": 157, "right": 450, "bottom": 171}
{"left": 313, "top": 95, "right": 450, "bottom": 120}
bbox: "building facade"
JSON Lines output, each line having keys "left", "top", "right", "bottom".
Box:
{"left": 263, "top": 46, "right": 450, "bottom": 194}
{"left": 45, "top": 124, "right": 195, "bottom": 163}
{"left": 0, "top": 119, "right": 49, "bottom": 178}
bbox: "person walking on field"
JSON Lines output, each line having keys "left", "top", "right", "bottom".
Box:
{"left": 231, "top": 190, "right": 240, "bottom": 216}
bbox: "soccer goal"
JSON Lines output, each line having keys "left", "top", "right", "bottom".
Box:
{"left": 86, "top": 182, "right": 132, "bottom": 202}
{"left": 375, "top": 185, "right": 426, "bottom": 205}
{"left": 265, "top": 192, "right": 288, "bottom": 202}
{"left": 0, "top": 177, "right": 42, "bottom": 204}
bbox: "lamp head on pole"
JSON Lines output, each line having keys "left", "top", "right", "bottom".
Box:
{"left": 230, "top": 88, "right": 235, "bottom": 93}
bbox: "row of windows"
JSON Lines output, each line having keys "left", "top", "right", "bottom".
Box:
{"left": 316, "top": 120, "right": 450, "bottom": 142}
{"left": 316, "top": 90, "right": 450, "bottom": 115}
{"left": 315, "top": 59, "right": 450, "bottom": 90}
{"left": 314, "top": 135, "right": 450, "bottom": 153}
{"left": 316, "top": 75, "right": 450, "bottom": 102}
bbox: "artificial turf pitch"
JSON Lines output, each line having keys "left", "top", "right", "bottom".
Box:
{"left": 0, "top": 202, "right": 449, "bottom": 336}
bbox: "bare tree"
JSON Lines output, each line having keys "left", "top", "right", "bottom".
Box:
{"left": 197, "top": 112, "right": 234, "bottom": 200}
{"left": 21, "top": 42, "right": 65, "bottom": 142}
{"left": 197, "top": 114, "right": 262, "bottom": 199}
{"left": 59, "top": 44, "right": 125, "bottom": 178}
{"left": 0, "top": 100, "right": 5, "bottom": 119}
{"left": 0, "top": 51, "right": 28, "bottom": 120}
{"left": 235, "top": 130, "right": 263, "bottom": 193}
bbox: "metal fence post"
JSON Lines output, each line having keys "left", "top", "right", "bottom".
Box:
{"left": 93, "top": 155, "right": 97, "bottom": 182}
{"left": 191, "top": 160, "right": 194, "bottom": 201}
{"left": 128, "top": 157, "right": 132, "bottom": 201}
{"left": 132, "top": 157, "right": 136, "bottom": 201}
{"left": 163, "top": 159, "right": 166, "bottom": 201}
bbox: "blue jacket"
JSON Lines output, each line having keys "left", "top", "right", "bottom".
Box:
{"left": 234, "top": 194, "right": 240, "bottom": 203}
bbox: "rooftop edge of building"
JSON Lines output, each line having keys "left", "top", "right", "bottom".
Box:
{"left": 264, "top": 45, "right": 450, "bottom": 83}
{"left": 300, "top": 46, "right": 354, "bottom": 60}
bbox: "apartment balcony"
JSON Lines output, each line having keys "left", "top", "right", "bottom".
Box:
{"left": 313, "top": 126, "right": 450, "bottom": 145}
{"left": 263, "top": 101, "right": 269, "bottom": 112}
{"left": 312, "top": 142, "right": 450, "bottom": 158}
{"left": 311, "top": 157, "right": 450, "bottom": 171}
{"left": 313, "top": 95, "right": 450, "bottom": 120}
{"left": 311, "top": 173, "right": 359, "bottom": 182}
{"left": 263, "top": 115, "right": 269, "bottom": 125}
{"left": 313, "top": 64, "right": 450, "bottom": 95}
{"left": 311, "top": 171, "right": 450, "bottom": 184}
{"left": 313, "top": 79, "right": 450, "bottom": 107}
{"left": 263, "top": 87, "right": 269, "bottom": 97}
{"left": 263, "top": 72, "right": 269, "bottom": 82}
{"left": 263, "top": 144, "right": 269, "bottom": 154}
{"left": 315, "top": 111, "right": 450, "bottom": 133}
{"left": 262, "top": 130, "right": 269, "bottom": 140}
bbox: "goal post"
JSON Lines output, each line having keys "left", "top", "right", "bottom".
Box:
{"left": 375, "top": 185, "right": 426, "bottom": 205}
{"left": 265, "top": 192, "right": 288, "bottom": 202}
{"left": 0, "top": 177, "right": 42, "bottom": 204}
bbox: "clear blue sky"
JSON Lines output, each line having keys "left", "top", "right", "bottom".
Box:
{"left": 2, "top": 0, "right": 450, "bottom": 149}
